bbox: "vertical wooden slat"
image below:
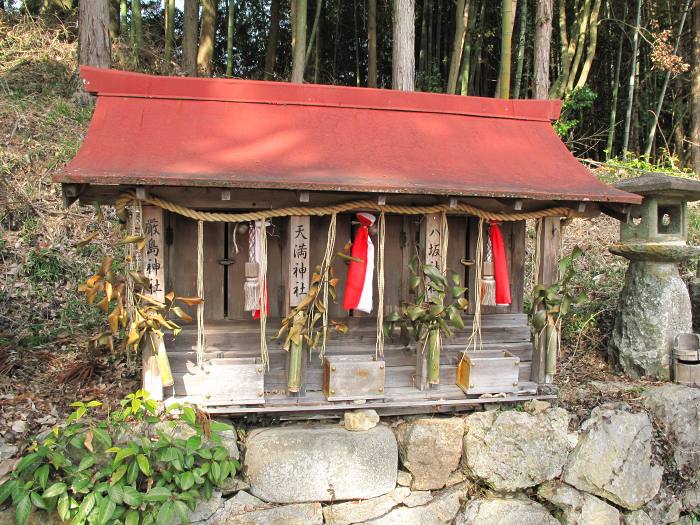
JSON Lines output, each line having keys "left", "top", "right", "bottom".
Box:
{"left": 142, "top": 206, "right": 166, "bottom": 302}
{"left": 508, "top": 220, "right": 526, "bottom": 314}
{"left": 140, "top": 205, "right": 165, "bottom": 400}
{"left": 531, "top": 217, "right": 562, "bottom": 384}
{"left": 289, "top": 216, "right": 311, "bottom": 307}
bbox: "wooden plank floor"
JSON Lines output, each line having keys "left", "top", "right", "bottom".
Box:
{"left": 164, "top": 314, "right": 547, "bottom": 416}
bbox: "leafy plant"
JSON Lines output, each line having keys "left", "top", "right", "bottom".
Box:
{"left": 0, "top": 390, "right": 239, "bottom": 525}
{"left": 553, "top": 86, "right": 597, "bottom": 139}
{"left": 383, "top": 259, "right": 469, "bottom": 385}
{"left": 528, "top": 246, "right": 587, "bottom": 382}
{"left": 274, "top": 263, "right": 347, "bottom": 392}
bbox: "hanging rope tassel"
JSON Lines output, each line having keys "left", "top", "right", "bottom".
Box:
{"left": 244, "top": 221, "right": 261, "bottom": 312}
{"left": 464, "top": 218, "right": 485, "bottom": 356}
{"left": 480, "top": 222, "right": 497, "bottom": 306}
{"left": 375, "top": 212, "right": 386, "bottom": 359}
{"left": 196, "top": 220, "right": 206, "bottom": 368}
{"left": 319, "top": 213, "right": 337, "bottom": 360}
{"left": 258, "top": 220, "right": 269, "bottom": 369}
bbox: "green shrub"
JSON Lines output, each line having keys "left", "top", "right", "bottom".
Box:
{"left": 0, "top": 390, "right": 239, "bottom": 525}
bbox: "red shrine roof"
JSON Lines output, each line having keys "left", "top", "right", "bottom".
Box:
{"left": 54, "top": 67, "right": 640, "bottom": 204}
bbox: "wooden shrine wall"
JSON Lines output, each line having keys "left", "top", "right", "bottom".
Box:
{"left": 166, "top": 212, "right": 524, "bottom": 320}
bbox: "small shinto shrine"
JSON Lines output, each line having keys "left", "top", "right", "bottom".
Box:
{"left": 55, "top": 67, "right": 639, "bottom": 416}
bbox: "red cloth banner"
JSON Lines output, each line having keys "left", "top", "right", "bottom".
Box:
{"left": 489, "top": 222, "right": 511, "bottom": 306}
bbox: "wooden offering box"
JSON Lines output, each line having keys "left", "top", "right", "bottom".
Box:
{"left": 323, "top": 355, "right": 386, "bottom": 401}
{"left": 201, "top": 358, "right": 265, "bottom": 406}
{"left": 457, "top": 350, "right": 520, "bottom": 395}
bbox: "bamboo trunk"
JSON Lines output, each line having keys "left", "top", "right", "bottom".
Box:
{"left": 197, "top": 0, "right": 217, "bottom": 77}
{"left": 606, "top": 3, "right": 626, "bottom": 159}
{"left": 427, "top": 328, "right": 440, "bottom": 385}
{"left": 622, "top": 0, "right": 642, "bottom": 158}
{"left": 130, "top": 0, "right": 142, "bottom": 51}
{"left": 288, "top": 340, "right": 303, "bottom": 393}
{"left": 225, "top": 0, "right": 235, "bottom": 76}
{"left": 497, "top": 0, "right": 516, "bottom": 98}
{"left": 291, "top": 0, "right": 307, "bottom": 83}
{"left": 447, "top": 0, "right": 468, "bottom": 94}
{"left": 512, "top": 0, "right": 526, "bottom": 98}
{"left": 544, "top": 323, "right": 558, "bottom": 384}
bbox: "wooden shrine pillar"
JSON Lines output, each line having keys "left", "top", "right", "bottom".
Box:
{"left": 531, "top": 217, "right": 562, "bottom": 384}
{"left": 141, "top": 204, "right": 166, "bottom": 401}
{"left": 286, "top": 216, "right": 310, "bottom": 396}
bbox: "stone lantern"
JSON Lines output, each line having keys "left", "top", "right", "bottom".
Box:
{"left": 608, "top": 174, "right": 700, "bottom": 380}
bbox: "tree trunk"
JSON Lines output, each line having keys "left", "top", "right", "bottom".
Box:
{"left": 392, "top": 0, "right": 415, "bottom": 91}
{"left": 79, "top": 0, "right": 111, "bottom": 68}
{"left": 533, "top": 0, "right": 552, "bottom": 99}
{"left": 447, "top": 0, "right": 468, "bottom": 94}
{"left": 226, "top": 0, "right": 235, "bottom": 76}
{"left": 606, "top": 3, "right": 626, "bottom": 160}
{"left": 459, "top": 0, "right": 477, "bottom": 95}
{"left": 622, "top": 0, "right": 642, "bottom": 159}
{"left": 197, "top": 0, "right": 217, "bottom": 77}
{"left": 497, "top": 0, "right": 516, "bottom": 98}
{"left": 130, "top": 0, "right": 142, "bottom": 51}
{"left": 264, "top": 0, "right": 280, "bottom": 79}
{"left": 164, "top": 0, "right": 175, "bottom": 70}
{"left": 120, "top": 0, "right": 127, "bottom": 36}
{"left": 692, "top": 0, "right": 700, "bottom": 172}
{"left": 644, "top": 0, "right": 692, "bottom": 158}
{"left": 512, "top": 0, "right": 527, "bottom": 98}
{"left": 368, "top": 0, "right": 377, "bottom": 87}
{"left": 182, "top": 0, "right": 198, "bottom": 76}
{"left": 291, "top": 0, "right": 307, "bottom": 83}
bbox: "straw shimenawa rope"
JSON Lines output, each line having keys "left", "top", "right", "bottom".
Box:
{"left": 119, "top": 192, "right": 572, "bottom": 370}
{"left": 116, "top": 193, "right": 571, "bottom": 223}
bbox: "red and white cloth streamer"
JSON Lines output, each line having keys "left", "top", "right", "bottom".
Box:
{"left": 343, "top": 212, "right": 376, "bottom": 313}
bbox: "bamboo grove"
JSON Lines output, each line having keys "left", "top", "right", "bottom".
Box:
{"left": 5, "top": 0, "right": 699, "bottom": 172}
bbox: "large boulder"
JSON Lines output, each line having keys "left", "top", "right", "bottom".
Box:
{"left": 455, "top": 497, "right": 558, "bottom": 525}
{"left": 243, "top": 424, "right": 397, "bottom": 503}
{"left": 395, "top": 417, "right": 465, "bottom": 490}
{"left": 462, "top": 404, "right": 575, "bottom": 491}
{"left": 608, "top": 261, "right": 692, "bottom": 380}
{"left": 538, "top": 481, "right": 620, "bottom": 525}
{"left": 562, "top": 405, "right": 663, "bottom": 510}
{"left": 643, "top": 384, "right": 700, "bottom": 475}
{"left": 364, "top": 482, "right": 470, "bottom": 525}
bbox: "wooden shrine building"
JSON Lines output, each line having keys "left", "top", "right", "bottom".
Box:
{"left": 54, "top": 67, "right": 640, "bottom": 416}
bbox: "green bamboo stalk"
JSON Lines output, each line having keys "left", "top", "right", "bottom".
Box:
{"left": 427, "top": 328, "right": 441, "bottom": 384}
{"left": 288, "top": 340, "right": 303, "bottom": 392}
{"left": 544, "top": 323, "right": 557, "bottom": 383}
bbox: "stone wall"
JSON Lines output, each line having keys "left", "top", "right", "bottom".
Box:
{"left": 175, "top": 384, "right": 700, "bottom": 524}
{"left": 10, "top": 385, "right": 696, "bottom": 525}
